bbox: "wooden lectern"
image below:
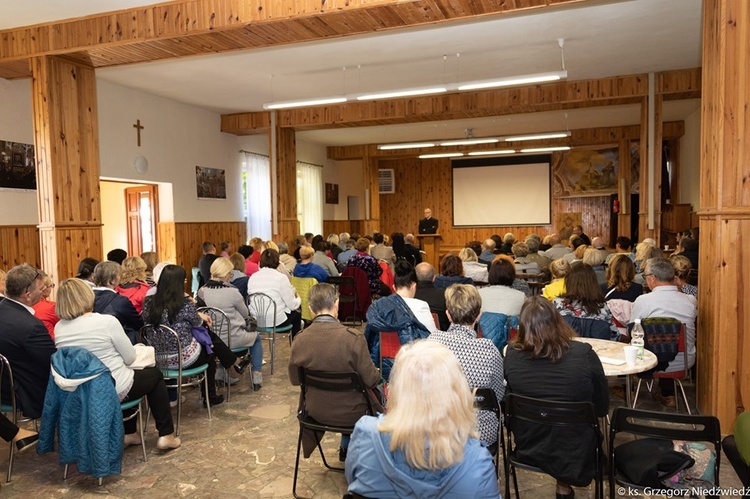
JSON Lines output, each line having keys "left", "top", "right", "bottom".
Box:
{"left": 417, "top": 234, "right": 441, "bottom": 270}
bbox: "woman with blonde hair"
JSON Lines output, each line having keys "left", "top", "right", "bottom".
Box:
{"left": 582, "top": 247, "right": 607, "bottom": 288}
{"left": 55, "top": 278, "right": 181, "bottom": 450}
{"left": 542, "top": 258, "right": 571, "bottom": 301}
{"left": 345, "top": 340, "right": 500, "bottom": 498}
{"left": 140, "top": 251, "right": 159, "bottom": 287}
{"left": 458, "top": 247, "right": 489, "bottom": 283}
{"left": 31, "top": 271, "right": 58, "bottom": 338}
{"left": 505, "top": 296, "right": 608, "bottom": 498}
{"left": 670, "top": 254, "right": 697, "bottom": 297}
{"left": 633, "top": 243, "right": 661, "bottom": 285}
{"left": 116, "top": 256, "right": 150, "bottom": 313}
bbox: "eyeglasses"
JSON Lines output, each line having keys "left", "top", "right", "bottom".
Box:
{"left": 644, "top": 273, "right": 654, "bottom": 278}
{"left": 25, "top": 269, "right": 44, "bottom": 293}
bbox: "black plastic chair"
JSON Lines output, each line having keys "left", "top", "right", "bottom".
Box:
{"left": 503, "top": 393, "right": 604, "bottom": 499}
{"left": 474, "top": 387, "right": 504, "bottom": 477}
{"left": 609, "top": 407, "right": 722, "bottom": 498}
{"left": 293, "top": 369, "right": 375, "bottom": 499}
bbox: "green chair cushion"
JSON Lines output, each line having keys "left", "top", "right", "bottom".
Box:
{"left": 257, "top": 324, "right": 293, "bottom": 333}
{"left": 120, "top": 397, "right": 143, "bottom": 411}
{"left": 163, "top": 363, "right": 209, "bottom": 378}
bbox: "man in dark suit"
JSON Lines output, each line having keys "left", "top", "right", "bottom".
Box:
{"left": 0, "top": 264, "right": 56, "bottom": 419}
{"left": 418, "top": 208, "right": 439, "bottom": 235}
{"left": 198, "top": 241, "right": 218, "bottom": 287}
{"left": 403, "top": 234, "right": 423, "bottom": 265}
{"left": 414, "top": 262, "right": 449, "bottom": 331}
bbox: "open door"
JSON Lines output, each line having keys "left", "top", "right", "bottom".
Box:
{"left": 125, "top": 184, "right": 158, "bottom": 255}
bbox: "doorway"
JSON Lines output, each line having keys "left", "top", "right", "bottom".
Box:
{"left": 100, "top": 180, "right": 159, "bottom": 256}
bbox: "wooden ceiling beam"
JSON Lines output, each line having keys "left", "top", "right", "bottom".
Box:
{"left": 0, "top": 0, "right": 590, "bottom": 79}
{"left": 221, "top": 68, "right": 701, "bottom": 135}
{"left": 327, "top": 121, "right": 686, "bottom": 160}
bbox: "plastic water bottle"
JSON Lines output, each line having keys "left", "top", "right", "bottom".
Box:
{"left": 631, "top": 319, "right": 645, "bottom": 362}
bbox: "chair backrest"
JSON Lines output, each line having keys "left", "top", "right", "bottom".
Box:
{"left": 610, "top": 407, "right": 722, "bottom": 484}
{"left": 0, "top": 353, "right": 18, "bottom": 415}
{"left": 196, "top": 306, "right": 230, "bottom": 348}
{"left": 629, "top": 317, "right": 685, "bottom": 371}
{"left": 297, "top": 368, "right": 374, "bottom": 417}
{"left": 246, "top": 292, "right": 277, "bottom": 329}
{"left": 505, "top": 393, "right": 600, "bottom": 431}
{"left": 339, "top": 267, "right": 373, "bottom": 320}
{"left": 290, "top": 276, "right": 318, "bottom": 321}
{"left": 562, "top": 315, "right": 612, "bottom": 340}
{"left": 474, "top": 387, "right": 501, "bottom": 419}
{"left": 139, "top": 324, "right": 184, "bottom": 374}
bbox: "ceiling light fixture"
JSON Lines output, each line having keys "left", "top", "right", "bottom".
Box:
{"left": 467, "top": 150, "right": 516, "bottom": 156}
{"left": 419, "top": 152, "right": 464, "bottom": 159}
{"left": 439, "top": 138, "right": 499, "bottom": 146}
{"left": 457, "top": 70, "right": 568, "bottom": 91}
{"left": 263, "top": 97, "right": 347, "bottom": 110}
{"left": 503, "top": 131, "right": 572, "bottom": 142}
{"left": 378, "top": 142, "right": 437, "bottom": 150}
{"left": 357, "top": 87, "right": 448, "bottom": 100}
{"left": 520, "top": 146, "right": 571, "bottom": 153}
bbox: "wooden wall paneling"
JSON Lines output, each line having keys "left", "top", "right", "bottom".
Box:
{"left": 322, "top": 220, "right": 365, "bottom": 237}
{"left": 617, "top": 139, "right": 633, "bottom": 238}
{"left": 157, "top": 222, "right": 177, "bottom": 265}
{"left": 272, "top": 125, "right": 299, "bottom": 246}
{"left": 637, "top": 93, "right": 663, "bottom": 244}
{"left": 361, "top": 151, "right": 380, "bottom": 235}
{"left": 697, "top": 0, "right": 750, "bottom": 428}
{"left": 0, "top": 225, "right": 41, "bottom": 269}
{"left": 31, "top": 55, "right": 102, "bottom": 286}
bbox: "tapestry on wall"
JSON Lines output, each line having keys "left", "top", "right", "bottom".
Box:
{"left": 556, "top": 212, "right": 583, "bottom": 241}
{"left": 0, "top": 140, "right": 36, "bottom": 190}
{"left": 552, "top": 146, "right": 618, "bottom": 198}
{"left": 196, "top": 166, "right": 226, "bottom": 199}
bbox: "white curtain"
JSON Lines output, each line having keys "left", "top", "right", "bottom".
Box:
{"left": 243, "top": 152, "right": 272, "bottom": 240}
{"left": 296, "top": 161, "right": 323, "bottom": 235}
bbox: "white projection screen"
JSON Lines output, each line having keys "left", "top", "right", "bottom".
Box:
{"left": 452, "top": 154, "right": 552, "bottom": 226}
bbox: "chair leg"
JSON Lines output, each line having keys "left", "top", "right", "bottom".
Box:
{"left": 6, "top": 440, "right": 13, "bottom": 483}
{"left": 175, "top": 379, "right": 182, "bottom": 437}
{"left": 316, "top": 436, "right": 344, "bottom": 472}
{"left": 511, "top": 464, "right": 520, "bottom": 499}
{"left": 292, "top": 428, "right": 305, "bottom": 499}
{"left": 675, "top": 380, "right": 692, "bottom": 415}
{"left": 98, "top": 477, "right": 103, "bottom": 486}
{"left": 204, "top": 374, "right": 212, "bottom": 420}
{"left": 63, "top": 463, "right": 69, "bottom": 480}
{"left": 269, "top": 331, "right": 275, "bottom": 375}
{"left": 632, "top": 378, "right": 643, "bottom": 408}
{"left": 138, "top": 401, "right": 148, "bottom": 462}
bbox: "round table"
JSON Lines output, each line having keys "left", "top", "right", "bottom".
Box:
{"left": 575, "top": 337, "right": 658, "bottom": 408}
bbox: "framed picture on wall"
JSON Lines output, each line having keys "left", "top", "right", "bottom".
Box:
{"left": 196, "top": 166, "right": 226, "bottom": 199}
{"left": 552, "top": 146, "right": 619, "bottom": 197}
{"left": 325, "top": 183, "right": 339, "bottom": 204}
{"left": 0, "top": 140, "right": 36, "bottom": 190}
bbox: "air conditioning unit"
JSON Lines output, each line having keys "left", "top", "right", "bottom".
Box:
{"left": 379, "top": 169, "right": 395, "bottom": 194}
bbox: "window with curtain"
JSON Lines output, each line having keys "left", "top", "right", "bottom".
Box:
{"left": 242, "top": 151, "right": 272, "bottom": 241}
{"left": 296, "top": 161, "right": 323, "bottom": 235}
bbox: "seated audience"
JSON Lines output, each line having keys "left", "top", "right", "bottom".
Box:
{"left": 347, "top": 238, "right": 389, "bottom": 296}
{"left": 198, "top": 241, "right": 218, "bottom": 287}
{"left": 0, "top": 265, "right": 56, "bottom": 419}
{"left": 392, "top": 260, "right": 436, "bottom": 334}
{"left": 140, "top": 251, "right": 159, "bottom": 287}
{"left": 144, "top": 265, "right": 246, "bottom": 407}
{"left": 525, "top": 235, "right": 552, "bottom": 270}
{"left": 237, "top": 244, "right": 261, "bottom": 276}
{"left": 458, "top": 247, "right": 489, "bottom": 283}
{"left": 116, "top": 256, "right": 150, "bottom": 313}
{"left": 54, "top": 278, "right": 181, "bottom": 450}
{"left": 370, "top": 232, "right": 395, "bottom": 265}
{"left": 338, "top": 232, "right": 350, "bottom": 251}
{"left": 478, "top": 257, "right": 526, "bottom": 317}
{"left": 0, "top": 412, "right": 38, "bottom": 452}
{"left": 465, "top": 240, "right": 483, "bottom": 258}
{"left": 337, "top": 238, "right": 357, "bottom": 265}
{"left": 414, "top": 263, "right": 449, "bottom": 331}
{"left": 582, "top": 248, "right": 607, "bottom": 288}
{"left": 553, "top": 264, "right": 619, "bottom": 340}
{"left": 563, "top": 237, "right": 586, "bottom": 263}
{"left": 92, "top": 261, "right": 143, "bottom": 344}
{"left": 327, "top": 234, "right": 342, "bottom": 262}
{"left": 76, "top": 257, "right": 99, "bottom": 287}
{"left": 312, "top": 241, "right": 340, "bottom": 277}
{"left": 603, "top": 254, "right": 643, "bottom": 302}
{"left": 539, "top": 234, "right": 553, "bottom": 252}
{"left": 402, "top": 233, "right": 423, "bottom": 265}
{"left": 277, "top": 242, "right": 296, "bottom": 274}
{"left": 478, "top": 238, "right": 497, "bottom": 264}
{"left": 429, "top": 284, "right": 504, "bottom": 447}
{"left": 247, "top": 249, "right": 302, "bottom": 337}
{"left": 0, "top": 268, "right": 5, "bottom": 298}
{"left": 294, "top": 245, "right": 330, "bottom": 283}
{"left": 219, "top": 240, "right": 233, "bottom": 258}
{"left": 292, "top": 235, "right": 306, "bottom": 261}
{"left": 289, "top": 283, "right": 384, "bottom": 462}
{"left": 106, "top": 248, "right": 128, "bottom": 265}
{"left": 604, "top": 236, "right": 634, "bottom": 265}
{"left": 573, "top": 224, "right": 592, "bottom": 245}
{"left": 542, "top": 258, "right": 571, "bottom": 301}
{"left": 590, "top": 236, "right": 608, "bottom": 258}
{"left": 494, "top": 254, "right": 532, "bottom": 297}
{"left": 631, "top": 257, "right": 697, "bottom": 407}
{"left": 345, "top": 340, "right": 500, "bottom": 498}
{"left": 675, "top": 236, "right": 699, "bottom": 270}
{"left": 499, "top": 232, "right": 516, "bottom": 255}
{"left": 512, "top": 242, "right": 542, "bottom": 274}
{"left": 504, "top": 296, "right": 608, "bottom": 499}
{"left": 196, "top": 257, "right": 263, "bottom": 390}
{"left": 633, "top": 243, "right": 662, "bottom": 284}
{"left": 31, "top": 271, "right": 58, "bottom": 339}
{"left": 670, "top": 255, "right": 697, "bottom": 297}
{"left": 544, "top": 234, "right": 572, "bottom": 260}
{"left": 490, "top": 234, "right": 503, "bottom": 254}
{"left": 250, "top": 237, "right": 265, "bottom": 264}
{"left": 434, "top": 253, "right": 473, "bottom": 289}
{"left": 228, "top": 253, "right": 250, "bottom": 300}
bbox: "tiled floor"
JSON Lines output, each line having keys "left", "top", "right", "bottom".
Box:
{"left": 0, "top": 334, "right": 744, "bottom": 498}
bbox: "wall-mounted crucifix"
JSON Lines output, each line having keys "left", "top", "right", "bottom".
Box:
{"left": 133, "top": 119, "right": 144, "bottom": 147}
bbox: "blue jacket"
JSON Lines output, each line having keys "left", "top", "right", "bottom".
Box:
{"left": 364, "top": 294, "right": 431, "bottom": 380}
{"left": 38, "top": 347, "right": 124, "bottom": 478}
{"left": 293, "top": 262, "right": 329, "bottom": 283}
{"left": 345, "top": 415, "right": 500, "bottom": 498}
{"left": 478, "top": 312, "right": 519, "bottom": 351}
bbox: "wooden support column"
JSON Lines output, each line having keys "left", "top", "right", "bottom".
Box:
{"left": 697, "top": 0, "right": 750, "bottom": 428}
{"left": 617, "top": 139, "right": 633, "bottom": 239}
{"left": 362, "top": 151, "right": 381, "bottom": 236}
{"left": 638, "top": 92, "right": 663, "bottom": 244}
{"left": 271, "top": 123, "right": 299, "bottom": 246}
{"left": 31, "top": 55, "right": 102, "bottom": 284}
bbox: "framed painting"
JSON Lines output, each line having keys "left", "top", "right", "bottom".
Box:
{"left": 325, "top": 183, "right": 339, "bottom": 204}
{"left": 0, "top": 140, "right": 36, "bottom": 190}
{"left": 553, "top": 146, "right": 619, "bottom": 198}
{"left": 196, "top": 166, "right": 226, "bottom": 199}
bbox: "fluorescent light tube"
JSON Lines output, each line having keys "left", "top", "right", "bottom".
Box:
{"left": 457, "top": 70, "right": 567, "bottom": 91}
{"left": 439, "top": 138, "right": 499, "bottom": 146}
{"left": 263, "top": 97, "right": 347, "bottom": 110}
{"left": 357, "top": 87, "right": 447, "bottom": 100}
{"left": 467, "top": 150, "right": 516, "bottom": 156}
{"left": 520, "top": 146, "right": 571, "bottom": 153}
{"left": 378, "top": 142, "right": 436, "bottom": 150}
{"left": 503, "top": 131, "right": 571, "bottom": 142}
{"left": 419, "top": 152, "right": 464, "bottom": 159}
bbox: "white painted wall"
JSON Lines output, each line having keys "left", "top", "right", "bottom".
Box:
{"left": 322, "top": 159, "right": 365, "bottom": 220}
{"left": 678, "top": 106, "right": 701, "bottom": 210}
{"left": 100, "top": 180, "right": 134, "bottom": 252}
{"left": 0, "top": 79, "right": 38, "bottom": 225}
